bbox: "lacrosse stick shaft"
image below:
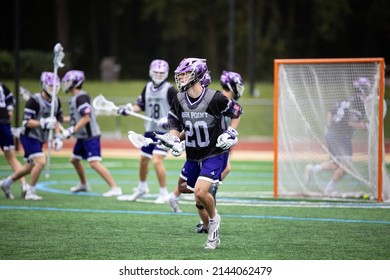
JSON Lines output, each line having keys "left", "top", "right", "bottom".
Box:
{"left": 46, "top": 43, "right": 65, "bottom": 179}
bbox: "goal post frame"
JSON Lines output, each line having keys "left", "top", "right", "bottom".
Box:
{"left": 273, "top": 58, "right": 385, "bottom": 202}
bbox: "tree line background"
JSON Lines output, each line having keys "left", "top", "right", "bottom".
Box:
{"left": 1, "top": 0, "right": 389, "bottom": 89}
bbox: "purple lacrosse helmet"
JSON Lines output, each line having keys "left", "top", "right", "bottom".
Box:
{"left": 200, "top": 72, "right": 211, "bottom": 88}
{"left": 61, "top": 70, "right": 85, "bottom": 93}
{"left": 149, "top": 59, "right": 169, "bottom": 86}
{"left": 220, "top": 70, "right": 244, "bottom": 100}
{"left": 40, "top": 71, "right": 60, "bottom": 97}
{"left": 174, "top": 58, "right": 209, "bottom": 91}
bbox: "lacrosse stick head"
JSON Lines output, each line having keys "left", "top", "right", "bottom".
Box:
{"left": 19, "top": 87, "right": 31, "bottom": 101}
{"left": 62, "top": 70, "right": 85, "bottom": 93}
{"left": 53, "top": 43, "right": 65, "bottom": 68}
{"left": 128, "top": 131, "right": 158, "bottom": 149}
{"left": 40, "top": 72, "right": 60, "bottom": 98}
{"left": 149, "top": 59, "right": 169, "bottom": 86}
{"left": 92, "top": 94, "right": 118, "bottom": 115}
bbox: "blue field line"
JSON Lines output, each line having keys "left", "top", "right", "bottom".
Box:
{"left": 1, "top": 205, "right": 389, "bottom": 225}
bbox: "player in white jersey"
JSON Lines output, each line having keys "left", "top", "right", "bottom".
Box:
{"left": 0, "top": 82, "right": 28, "bottom": 198}
{"left": 116, "top": 59, "right": 178, "bottom": 203}
{"left": 161, "top": 58, "right": 243, "bottom": 249}
{"left": 61, "top": 70, "right": 122, "bottom": 197}
{"left": 1, "top": 72, "right": 64, "bottom": 200}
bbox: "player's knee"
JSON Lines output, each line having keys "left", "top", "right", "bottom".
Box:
{"left": 195, "top": 203, "right": 205, "bottom": 210}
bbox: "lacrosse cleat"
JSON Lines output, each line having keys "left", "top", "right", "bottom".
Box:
{"left": 168, "top": 193, "right": 182, "bottom": 212}
{"left": 195, "top": 222, "right": 208, "bottom": 234}
{"left": 204, "top": 238, "right": 221, "bottom": 250}
{"left": 204, "top": 213, "right": 221, "bottom": 250}
{"left": 21, "top": 182, "right": 29, "bottom": 198}
{"left": 25, "top": 192, "right": 42, "bottom": 201}
{"left": 123, "top": 187, "right": 147, "bottom": 201}
{"left": 102, "top": 186, "right": 122, "bottom": 197}
{"left": 70, "top": 184, "right": 91, "bottom": 193}
{"left": 154, "top": 193, "right": 169, "bottom": 204}
{"left": 1, "top": 179, "right": 14, "bottom": 200}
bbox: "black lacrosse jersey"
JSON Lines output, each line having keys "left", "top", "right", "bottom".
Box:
{"left": 168, "top": 88, "right": 243, "bottom": 161}
{"left": 0, "top": 83, "right": 14, "bottom": 124}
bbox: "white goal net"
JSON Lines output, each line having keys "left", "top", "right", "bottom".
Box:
{"left": 274, "top": 58, "right": 389, "bottom": 202}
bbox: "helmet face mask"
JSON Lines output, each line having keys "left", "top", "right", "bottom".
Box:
{"left": 149, "top": 59, "right": 169, "bottom": 86}
{"left": 174, "top": 58, "right": 209, "bottom": 91}
{"left": 61, "top": 70, "right": 85, "bottom": 93}
{"left": 353, "top": 77, "right": 371, "bottom": 101}
{"left": 40, "top": 71, "right": 60, "bottom": 98}
{"left": 220, "top": 70, "right": 244, "bottom": 100}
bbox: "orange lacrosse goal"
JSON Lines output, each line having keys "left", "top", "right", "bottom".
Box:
{"left": 273, "top": 58, "right": 389, "bottom": 202}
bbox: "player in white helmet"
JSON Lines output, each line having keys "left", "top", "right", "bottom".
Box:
{"left": 61, "top": 70, "right": 122, "bottom": 197}
{"left": 1, "top": 72, "right": 63, "bottom": 200}
{"left": 116, "top": 59, "right": 178, "bottom": 203}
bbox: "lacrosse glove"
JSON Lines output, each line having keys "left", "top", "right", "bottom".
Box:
{"left": 62, "top": 126, "right": 75, "bottom": 139}
{"left": 216, "top": 127, "right": 238, "bottom": 150}
{"left": 40, "top": 116, "right": 57, "bottom": 130}
{"left": 117, "top": 103, "right": 133, "bottom": 116}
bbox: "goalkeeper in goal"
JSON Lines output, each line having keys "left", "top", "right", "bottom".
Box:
{"left": 304, "top": 77, "right": 371, "bottom": 196}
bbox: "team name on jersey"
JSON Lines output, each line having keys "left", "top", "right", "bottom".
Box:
{"left": 181, "top": 112, "right": 209, "bottom": 119}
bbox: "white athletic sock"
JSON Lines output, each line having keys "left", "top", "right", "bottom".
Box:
{"left": 159, "top": 187, "right": 168, "bottom": 195}
{"left": 138, "top": 181, "right": 148, "bottom": 191}
{"left": 325, "top": 180, "right": 336, "bottom": 192}
{"left": 4, "top": 176, "right": 14, "bottom": 187}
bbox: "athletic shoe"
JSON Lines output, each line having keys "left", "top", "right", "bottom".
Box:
{"left": 204, "top": 238, "right": 220, "bottom": 250}
{"left": 116, "top": 194, "right": 136, "bottom": 201}
{"left": 102, "top": 187, "right": 122, "bottom": 197}
{"left": 168, "top": 193, "right": 182, "bottom": 212}
{"left": 70, "top": 184, "right": 91, "bottom": 193}
{"left": 25, "top": 192, "right": 42, "bottom": 201}
{"left": 21, "top": 183, "right": 29, "bottom": 198}
{"left": 122, "top": 188, "right": 147, "bottom": 201}
{"left": 1, "top": 180, "right": 14, "bottom": 200}
{"left": 207, "top": 213, "right": 221, "bottom": 246}
{"left": 195, "top": 222, "right": 208, "bottom": 234}
{"left": 154, "top": 193, "right": 169, "bottom": 204}
{"left": 132, "top": 186, "right": 150, "bottom": 193}
{"left": 304, "top": 164, "right": 314, "bottom": 185}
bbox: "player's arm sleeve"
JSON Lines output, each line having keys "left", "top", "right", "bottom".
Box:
{"left": 136, "top": 86, "right": 147, "bottom": 111}
{"left": 167, "top": 97, "right": 183, "bottom": 132}
{"left": 167, "top": 86, "right": 178, "bottom": 105}
{"left": 56, "top": 98, "right": 64, "bottom": 123}
{"left": 76, "top": 95, "right": 92, "bottom": 117}
{"left": 3, "top": 85, "right": 15, "bottom": 111}
{"left": 22, "top": 97, "right": 39, "bottom": 126}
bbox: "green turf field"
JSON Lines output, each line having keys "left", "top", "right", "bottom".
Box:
{"left": 1, "top": 155, "right": 389, "bottom": 260}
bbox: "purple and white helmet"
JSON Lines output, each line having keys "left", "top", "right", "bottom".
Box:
{"left": 61, "top": 70, "right": 85, "bottom": 93}
{"left": 220, "top": 70, "right": 244, "bottom": 100}
{"left": 199, "top": 72, "right": 211, "bottom": 88}
{"left": 174, "top": 58, "right": 209, "bottom": 91}
{"left": 40, "top": 71, "right": 60, "bottom": 97}
{"left": 353, "top": 77, "right": 371, "bottom": 96}
{"left": 149, "top": 59, "right": 169, "bottom": 86}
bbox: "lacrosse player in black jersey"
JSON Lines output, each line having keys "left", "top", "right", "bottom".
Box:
{"left": 162, "top": 58, "right": 243, "bottom": 249}
{"left": 61, "top": 70, "right": 122, "bottom": 197}
{"left": 0, "top": 82, "right": 28, "bottom": 198}
{"left": 116, "top": 59, "right": 178, "bottom": 203}
{"left": 1, "top": 72, "right": 63, "bottom": 200}
{"left": 168, "top": 70, "right": 245, "bottom": 235}
{"left": 304, "top": 77, "right": 370, "bottom": 196}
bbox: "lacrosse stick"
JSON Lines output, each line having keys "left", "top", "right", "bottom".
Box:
{"left": 19, "top": 86, "right": 33, "bottom": 101}
{"left": 46, "top": 43, "right": 65, "bottom": 179}
{"left": 154, "top": 132, "right": 183, "bottom": 153}
{"left": 92, "top": 94, "right": 157, "bottom": 123}
{"left": 127, "top": 130, "right": 159, "bottom": 149}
